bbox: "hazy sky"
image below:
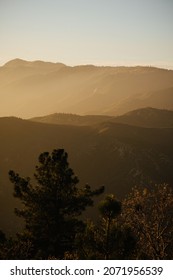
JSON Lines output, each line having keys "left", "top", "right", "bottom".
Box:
{"left": 0, "top": 0, "right": 173, "bottom": 68}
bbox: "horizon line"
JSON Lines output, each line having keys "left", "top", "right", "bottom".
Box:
{"left": 0, "top": 57, "right": 173, "bottom": 71}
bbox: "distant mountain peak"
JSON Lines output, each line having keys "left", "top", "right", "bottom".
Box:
{"left": 4, "top": 58, "right": 28, "bottom": 67}
{"left": 3, "top": 58, "right": 66, "bottom": 68}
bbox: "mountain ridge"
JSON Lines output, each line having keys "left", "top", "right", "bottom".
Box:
{"left": 0, "top": 114, "right": 173, "bottom": 235}
{"left": 0, "top": 59, "right": 173, "bottom": 118}
{"left": 30, "top": 107, "right": 173, "bottom": 128}
{"left": 3, "top": 58, "right": 171, "bottom": 70}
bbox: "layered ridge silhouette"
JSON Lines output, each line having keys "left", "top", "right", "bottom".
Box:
{"left": 0, "top": 108, "right": 173, "bottom": 235}
{"left": 0, "top": 59, "right": 173, "bottom": 118}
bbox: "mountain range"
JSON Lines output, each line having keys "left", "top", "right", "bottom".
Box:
{"left": 0, "top": 59, "right": 173, "bottom": 118}
{"left": 0, "top": 58, "right": 173, "bottom": 236}
{"left": 0, "top": 107, "right": 173, "bottom": 235}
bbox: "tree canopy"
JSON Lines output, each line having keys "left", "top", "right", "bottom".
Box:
{"left": 122, "top": 184, "right": 173, "bottom": 259}
{"left": 8, "top": 149, "right": 104, "bottom": 259}
{"left": 0, "top": 148, "right": 172, "bottom": 260}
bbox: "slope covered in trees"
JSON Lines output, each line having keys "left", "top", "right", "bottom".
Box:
{"left": 30, "top": 113, "right": 112, "bottom": 126}
{"left": 0, "top": 116, "right": 173, "bottom": 236}
{"left": 31, "top": 108, "right": 173, "bottom": 128}
{"left": 0, "top": 149, "right": 172, "bottom": 259}
{"left": 111, "top": 107, "right": 173, "bottom": 128}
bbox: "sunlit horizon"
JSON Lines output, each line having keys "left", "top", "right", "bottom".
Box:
{"left": 1, "top": 0, "right": 173, "bottom": 71}
{"left": 1, "top": 57, "right": 173, "bottom": 71}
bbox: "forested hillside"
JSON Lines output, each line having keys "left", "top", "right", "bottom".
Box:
{"left": 0, "top": 112, "right": 173, "bottom": 236}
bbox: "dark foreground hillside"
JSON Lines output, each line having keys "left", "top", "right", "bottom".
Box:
{"left": 0, "top": 116, "right": 173, "bottom": 235}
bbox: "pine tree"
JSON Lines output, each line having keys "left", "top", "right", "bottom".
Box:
{"left": 9, "top": 149, "right": 104, "bottom": 259}
{"left": 76, "top": 194, "right": 136, "bottom": 259}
